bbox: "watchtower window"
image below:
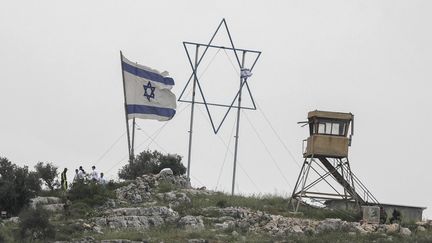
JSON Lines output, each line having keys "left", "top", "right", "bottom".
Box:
{"left": 314, "top": 120, "right": 347, "bottom": 136}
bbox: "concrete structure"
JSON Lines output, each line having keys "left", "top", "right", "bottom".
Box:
{"left": 326, "top": 200, "right": 426, "bottom": 223}
{"left": 362, "top": 206, "right": 380, "bottom": 224}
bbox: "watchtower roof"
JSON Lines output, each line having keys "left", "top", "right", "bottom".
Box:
{"left": 308, "top": 110, "right": 353, "bottom": 121}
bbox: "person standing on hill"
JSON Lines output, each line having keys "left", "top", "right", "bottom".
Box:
{"left": 73, "top": 169, "right": 79, "bottom": 183}
{"left": 78, "top": 166, "right": 86, "bottom": 181}
{"left": 90, "top": 166, "right": 99, "bottom": 182}
{"left": 99, "top": 172, "right": 107, "bottom": 185}
{"left": 61, "top": 168, "right": 68, "bottom": 190}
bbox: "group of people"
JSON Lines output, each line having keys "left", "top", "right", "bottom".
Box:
{"left": 60, "top": 165, "right": 107, "bottom": 190}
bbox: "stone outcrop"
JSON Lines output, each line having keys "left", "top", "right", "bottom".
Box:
{"left": 155, "top": 191, "right": 191, "bottom": 208}
{"left": 178, "top": 215, "right": 205, "bottom": 231}
{"left": 30, "top": 196, "right": 62, "bottom": 208}
{"left": 43, "top": 173, "right": 429, "bottom": 241}
{"left": 29, "top": 196, "right": 64, "bottom": 212}
{"left": 198, "top": 206, "right": 417, "bottom": 238}
{"left": 115, "top": 170, "right": 191, "bottom": 204}
{"left": 92, "top": 206, "right": 179, "bottom": 229}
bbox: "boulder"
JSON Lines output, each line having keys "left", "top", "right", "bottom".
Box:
{"left": 291, "top": 225, "right": 303, "bottom": 233}
{"left": 316, "top": 218, "right": 343, "bottom": 232}
{"left": 42, "top": 203, "right": 64, "bottom": 212}
{"left": 158, "top": 191, "right": 191, "bottom": 208}
{"left": 214, "top": 222, "right": 230, "bottom": 230}
{"left": 361, "top": 223, "right": 377, "bottom": 233}
{"left": 417, "top": 226, "right": 426, "bottom": 232}
{"left": 178, "top": 215, "right": 205, "bottom": 231}
{"left": 159, "top": 168, "right": 173, "bottom": 176}
{"left": 6, "top": 217, "right": 19, "bottom": 224}
{"left": 188, "top": 240, "right": 208, "bottom": 243}
{"left": 30, "top": 196, "right": 62, "bottom": 209}
{"left": 92, "top": 206, "right": 179, "bottom": 230}
{"left": 70, "top": 236, "right": 96, "bottom": 243}
{"left": 400, "top": 227, "right": 411, "bottom": 236}
{"left": 385, "top": 223, "right": 400, "bottom": 234}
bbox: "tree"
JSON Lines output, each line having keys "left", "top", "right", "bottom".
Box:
{"left": 118, "top": 150, "right": 186, "bottom": 180}
{"left": 19, "top": 207, "right": 55, "bottom": 240}
{"left": 0, "top": 157, "right": 41, "bottom": 215}
{"left": 158, "top": 153, "right": 186, "bottom": 176}
{"left": 34, "top": 162, "right": 58, "bottom": 191}
{"left": 0, "top": 157, "right": 16, "bottom": 181}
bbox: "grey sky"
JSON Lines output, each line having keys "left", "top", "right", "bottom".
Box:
{"left": 1, "top": 1, "right": 431, "bottom": 219}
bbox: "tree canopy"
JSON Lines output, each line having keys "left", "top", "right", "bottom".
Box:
{"left": 0, "top": 157, "right": 41, "bottom": 215}
{"left": 118, "top": 150, "right": 186, "bottom": 180}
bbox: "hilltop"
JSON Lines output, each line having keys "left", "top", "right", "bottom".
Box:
{"left": 1, "top": 169, "right": 432, "bottom": 242}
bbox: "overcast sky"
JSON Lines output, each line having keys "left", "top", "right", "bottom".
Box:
{"left": 1, "top": 0, "right": 431, "bottom": 219}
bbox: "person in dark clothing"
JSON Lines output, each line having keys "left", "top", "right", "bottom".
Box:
{"left": 390, "top": 209, "right": 401, "bottom": 224}
{"left": 61, "top": 168, "right": 68, "bottom": 191}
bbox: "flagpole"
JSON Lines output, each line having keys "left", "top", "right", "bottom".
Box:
{"left": 120, "top": 51, "right": 132, "bottom": 163}
{"left": 232, "top": 50, "right": 246, "bottom": 196}
{"left": 130, "top": 117, "right": 136, "bottom": 163}
{"left": 186, "top": 45, "right": 199, "bottom": 180}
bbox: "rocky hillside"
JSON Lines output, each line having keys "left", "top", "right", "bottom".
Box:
{"left": 1, "top": 169, "right": 432, "bottom": 242}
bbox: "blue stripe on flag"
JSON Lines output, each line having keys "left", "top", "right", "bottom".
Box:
{"left": 127, "top": 104, "right": 176, "bottom": 118}
{"left": 122, "top": 61, "right": 175, "bottom": 86}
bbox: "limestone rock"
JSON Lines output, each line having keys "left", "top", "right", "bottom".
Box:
{"left": 70, "top": 236, "right": 96, "bottom": 243}
{"left": 417, "top": 226, "right": 426, "bottom": 232}
{"left": 400, "top": 227, "right": 411, "bottom": 236}
{"left": 159, "top": 168, "right": 173, "bottom": 176}
{"left": 92, "top": 206, "right": 179, "bottom": 230}
{"left": 188, "top": 240, "right": 208, "bottom": 243}
{"left": 42, "top": 203, "right": 64, "bottom": 212}
{"left": 316, "top": 218, "right": 344, "bottom": 232}
{"left": 6, "top": 217, "right": 19, "bottom": 224}
{"left": 30, "top": 196, "right": 62, "bottom": 209}
{"left": 291, "top": 225, "right": 303, "bottom": 233}
{"left": 158, "top": 191, "right": 191, "bottom": 208}
{"left": 115, "top": 173, "right": 191, "bottom": 204}
{"left": 178, "top": 215, "right": 204, "bottom": 231}
{"left": 385, "top": 223, "right": 400, "bottom": 234}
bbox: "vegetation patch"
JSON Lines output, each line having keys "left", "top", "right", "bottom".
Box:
{"left": 68, "top": 182, "right": 115, "bottom": 207}
{"left": 18, "top": 207, "right": 55, "bottom": 241}
{"left": 118, "top": 150, "right": 186, "bottom": 180}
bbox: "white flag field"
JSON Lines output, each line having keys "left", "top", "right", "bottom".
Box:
{"left": 121, "top": 55, "right": 176, "bottom": 121}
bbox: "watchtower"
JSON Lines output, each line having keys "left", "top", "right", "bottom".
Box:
{"left": 290, "top": 110, "right": 378, "bottom": 212}
{"left": 303, "top": 110, "right": 353, "bottom": 158}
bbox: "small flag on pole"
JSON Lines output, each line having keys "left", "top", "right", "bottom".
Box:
{"left": 121, "top": 55, "right": 176, "bottom": 121}
{"left": 240, "top": 68, "right": 253, "bottom": 79}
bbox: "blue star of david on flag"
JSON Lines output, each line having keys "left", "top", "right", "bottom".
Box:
{"left": 121, "top": 54, "right": 177, "bottom": 121}
{"left": 143, "top": 81, "right": 156, "bottom": 101}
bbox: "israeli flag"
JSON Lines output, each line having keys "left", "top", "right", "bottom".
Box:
{"left": 121, "top": 55, "right": 176, "bottom": 121}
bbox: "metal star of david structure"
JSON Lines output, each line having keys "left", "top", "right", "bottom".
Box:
{"left": 178, "top": 19, "right": 262, "bottom": 134}
{"left": 143, "top": 81, "right": 155, "bottom": 101}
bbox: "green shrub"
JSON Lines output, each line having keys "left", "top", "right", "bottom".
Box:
{"left": 69, "top": 201, "right": 93, "bottom": 218}
{"left": 118, "top": 150, "right": 186, "bottom": 180}
{"left": 216, "top": 199, "right": 228, "bottom": 208}
{"left": 18, "top": 207, "right": 55, "bottom": 240}
{"left": 38, "top": 188, "right": 63, "bottom": 198}
{"left": 157, "top": 181, "right": 176, "bottom": 193}
{"left": 68, "top": 181, "right": 114, "bottom": 207}
{"left": 0, "top": 157, "right": 41, "bottom": 215}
